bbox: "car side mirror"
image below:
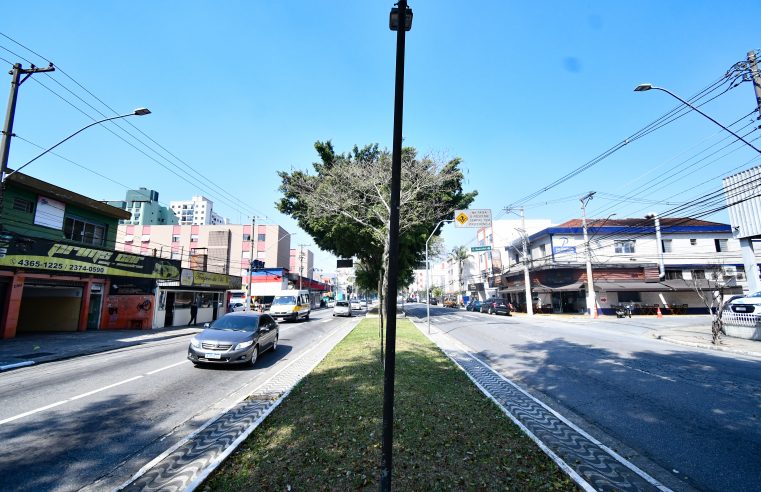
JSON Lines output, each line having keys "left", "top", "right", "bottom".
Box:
{"left": 203, "top": 322, "right": 210, "bottom": 328}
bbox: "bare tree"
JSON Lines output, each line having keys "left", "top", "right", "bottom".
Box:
{"left": 690, "top": 274, "right": 730, "bottom": 345}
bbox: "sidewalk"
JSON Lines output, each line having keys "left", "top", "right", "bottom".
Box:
{"left": 0, "top": 325, "right": 201, "bottom": 371}
{"left": 650, "top": 322, "right": 761, "bottom": 358}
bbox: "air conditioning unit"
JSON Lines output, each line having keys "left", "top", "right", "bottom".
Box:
{"left": 722, "top": 266, "right": 737, "bottom": 277}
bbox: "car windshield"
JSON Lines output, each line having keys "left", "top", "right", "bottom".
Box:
{"left": 749, "top": 292, "right": 761, "bottom": 298}
{"left": 336, "top": 301, "right": 349, "bottom": 307}
{"left": 209, "top": 316, "right": 257, "bottom": 332}
{"left": 272, "top": 296, "right": 297, "bottom": 305}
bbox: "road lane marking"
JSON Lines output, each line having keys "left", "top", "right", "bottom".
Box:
{"left": 0, "top": 364, "right": 186, "bottom": 426}
{"left": 146, "top": 360, "right": 187, "bottom": 375}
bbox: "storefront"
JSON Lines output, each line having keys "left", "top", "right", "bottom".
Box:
{"left": 154, "top": 269, "right": 242, "bottom": 328}
{"left": 0, "top": 233, "right": 181, "bottom": 338}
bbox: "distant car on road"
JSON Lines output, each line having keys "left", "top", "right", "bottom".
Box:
{"left": 187, "top": 312, "right": 278, "bottom": 367}
{"left": 333, "top": 300, "right": 352, "bottom": 317}
{"left": 351, "top": 299, "right": 362, "bottom": 310}
{"left": 428, "top": 298, "right": 438, "bottom": 305}
{"left": 229, "top": 302, "right": 246, "bottom": 312}
{"left": 327, "top": 299, "right": 336, "bottom": 308}
{"left": 480, "top": 298, "right": 510, "bottom": 315}
{"left": 360, "top": 299, "right": 368, "bottom": 308}
{"left": 443, "top": 298, "right": 459, "bottom": 308}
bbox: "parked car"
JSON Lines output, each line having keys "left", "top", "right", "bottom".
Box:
{"left": 333, "top": 300, "right": 352, "bottom": 317}
{"left": 187, "top": 312, "right": 278, "bottom": 367}
{"left": 327, "top": 299, "right": 336, "bottom": 308}
{"left": 443, "top": 298, "right": 458, "bottom": 308}
{"left": 466, "top": 300, "right": 482, "bottom": 312}
{"left": 351, "top": 299, "right": 362, "bottom": 310}
{"left": 480, "top": 298, "right": 510, "bottom": 315}
{"left": 727, "top": 291, "right": 761, "bottom": 316}
{"left": 428, "top": 298, "right": 438, "bottom": 305}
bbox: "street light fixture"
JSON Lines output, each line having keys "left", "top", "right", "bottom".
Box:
{"left": 634, "top": 83, "right": 761, "bottom": 154}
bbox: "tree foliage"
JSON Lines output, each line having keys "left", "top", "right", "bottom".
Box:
{"left": 277, "top": 140, "right": 477, "bottom": 299}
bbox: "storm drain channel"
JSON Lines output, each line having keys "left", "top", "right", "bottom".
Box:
{"left": 117, "top": 322, "right": 355, "bottom": 492}
{"left": 419, "top": 322, "right": 672, "bottom": 492}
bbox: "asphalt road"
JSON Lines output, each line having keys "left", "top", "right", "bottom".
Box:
{"left": 406, "top": 304, "right": 761, "bottom": 492}
{"left": 0, "top": 308, "right": 353, "bottom": 492}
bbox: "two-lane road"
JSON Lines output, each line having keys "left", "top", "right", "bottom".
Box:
{"left": 406, "top": 303, "right": 761, "bottom": 492}
{"left": 0, "top": 309, "right": 356, "bottom": 492}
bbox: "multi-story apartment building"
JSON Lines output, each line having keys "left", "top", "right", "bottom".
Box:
{"left": 169, "top": 196, "right": 228, "bottom": 225}
{"left": 499, "top": 217, "right": 758, "bottom": 315}
{"left": 106, "top": 187, "right": 178, "bottom": 226}
{"left": 116, "top": 223, "right": 291, "bottom": 278}
{"left": 289, "top": 247, "right": 314, "bottom": 283}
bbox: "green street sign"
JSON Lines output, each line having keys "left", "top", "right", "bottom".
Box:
{"left": 471, "top": 245, "right": 492, "bottom": 252}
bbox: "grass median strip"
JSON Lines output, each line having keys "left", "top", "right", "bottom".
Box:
{"left": 203, "top": 318, "right": 577, "bottom": 490}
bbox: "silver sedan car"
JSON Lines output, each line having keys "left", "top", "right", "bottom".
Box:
{"left": 187, "top": 312, "right": 278, "bottom": 367}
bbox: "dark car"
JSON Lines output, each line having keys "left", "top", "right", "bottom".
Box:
{"left": 187, "top": 312, "right": 279, "bottom": 367}
{"left": 480, "top": 297, "right": 510, "bottom": 315}
{"left": 466, "top": 300, "right": 482, "bottom": 311}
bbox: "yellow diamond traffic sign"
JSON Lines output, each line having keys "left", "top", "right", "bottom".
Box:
{"left": 455, "top": 212, "right": 469, "bottom": 225}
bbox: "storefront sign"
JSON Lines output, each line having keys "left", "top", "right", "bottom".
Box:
{"left": 552, "top": 246, "right": 576, "bottom": 254}
{"left": 0, "top": 234, "right": 180, "bottom": 279}
{"left": 179, "top": 269, "right": 242, "bottom": 289}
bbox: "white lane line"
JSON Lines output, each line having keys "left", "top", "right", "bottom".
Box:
{"left": 146, "top": 360, "right": 187, "bottom": 375}
{"left": 0, "top": 362, "right": 186, "bottom": 426}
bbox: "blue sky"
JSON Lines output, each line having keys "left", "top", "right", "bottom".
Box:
{"left": 2, "top": 1, "right": 760, "bottom": 270}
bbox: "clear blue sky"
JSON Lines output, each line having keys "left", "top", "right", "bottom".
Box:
{"left": 3, "top": 1, "right": 760, "bottom": 270}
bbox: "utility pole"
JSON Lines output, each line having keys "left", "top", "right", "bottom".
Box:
{"left": 0, "top": 63, "right": 55, "bottom": 218}
{"left": 297, "top": 244, "right": 309, "bottom": 291}
{"left": 744, "top": 51, "right": 761, "bottom": 292}
{"left": 580, "top": 192, "right": 597, "bottom": 318}
{"left": 246, "top": 217, "right": 256, "bottom": 311}
{"left": 504, "top": 207, "right": 534, "bottom": 316}
{"left": 747, "top": 50, "right": 761, "bottom": 116}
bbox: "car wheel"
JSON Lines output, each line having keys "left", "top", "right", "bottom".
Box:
{"left": 305, "top": 313, "right": 310, "bottom": 320}
{"left": 249, "top": 345, "right": 259, "bottom": 367}
{"left": 271, "top": 335, "right": 278, "bottom": 352}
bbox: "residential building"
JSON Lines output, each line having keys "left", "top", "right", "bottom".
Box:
{"left": 499, "top": 217, "right": 758, "bottom": 315}
{"left": 105, "top": 187, "right": 178, "bottom": 225}
{"left": 116, "top": 223, "right": 292, "bottom": 278}
{"left": 169, "top": 196, "right": 228, "bottom": 225}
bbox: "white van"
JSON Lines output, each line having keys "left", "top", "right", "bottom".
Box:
{"left": 269, "top": 290, "right": 311, "bottom": 321}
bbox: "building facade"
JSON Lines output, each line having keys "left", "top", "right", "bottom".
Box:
{"left": 499, "top": 218, "right": 756, "bottom": 315}
{"left": 106, "top": 187, "right": 178, "bottom": 226}
{"left": 116, "top": 223, "right": 292, "bottom": 279}
{"left": 169, "top": 196, "right": 228, "bottom": 225}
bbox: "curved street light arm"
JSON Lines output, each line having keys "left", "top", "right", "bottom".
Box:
{"left": 635, "top": 84, "right": 761, "bottom": 154}
{"left": 3, "top": 109, "right": 149, "bottom": 183}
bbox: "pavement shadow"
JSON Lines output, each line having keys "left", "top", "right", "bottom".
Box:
{"left": 474, "top": 338, "right": 761, "bottom": 491}
{"left": 0, "top": 394, "right": 168, "bottom": 492}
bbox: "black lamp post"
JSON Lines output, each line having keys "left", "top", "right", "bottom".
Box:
{"left": 381, "top": 2, "right": 412, "bottom": 491}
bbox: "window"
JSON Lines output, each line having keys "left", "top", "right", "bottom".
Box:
{"left": 242, "top": 234, "right": 251, "bottom": 241}
{"left": 691, "top": 269, "right": 706, "bottom": 280}
{"left": 171, "top": 251, "right": 181, "bottom": 260}
{"left": 172, "top": 235, "right": 180, "bottom": 243}
{"left": 141, "top": 234, "right": 150, "bottom": 242}
{"left": 661, "top": 239, "right": 672, "bottom": 253}
{"left": 690, "top": 238, "right": 697, "bottom": 246}
{"left": 64, "top": 217, "right": 106, "bottom": 246}
{"left": 257, "top": 233, "right": 266, "bottom": 242}
{"left": 618, "top": 291, "right": 641, "bottom": 302}
{"left": 614, "top": 240, "right": 635, "bottom": 254}
{"left": 123, "top": 234, "right": 134, "bottom": 243}
{"left": 539, "top": 244, "right": 546, "bottom": 257}
{"left": 665, "top": 270, "right": 683, "bottom": 280}
{"left": 12, "top": 197, "right": 33, "bottom": 213}
{"left": 190, "top": 234, "right": 199, "bottom": 242}
{"left": 714, "top": 239, "right": 728, "bottom": 252}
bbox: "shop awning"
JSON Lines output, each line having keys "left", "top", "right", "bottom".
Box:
{"left": 533, "top": 282, "right": 584, "bottom": 293}
{"left": 499, "top": 286, "right": 526, "bottom": 293}
{"left": 595, "top": 281, "right": 668, "bottom": 292}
